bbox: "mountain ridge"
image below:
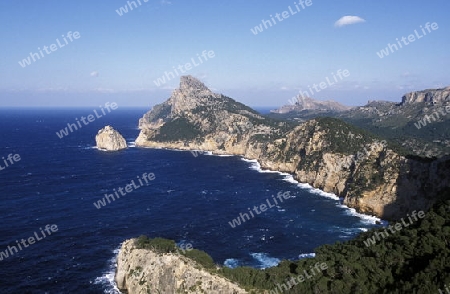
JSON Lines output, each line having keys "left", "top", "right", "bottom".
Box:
{"left": 269, "top": 87, "right": 450, "bottom": 157}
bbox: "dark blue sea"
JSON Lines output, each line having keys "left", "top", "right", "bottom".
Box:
{"left": 0, "top": 108, "right": 382, "bottom": 293}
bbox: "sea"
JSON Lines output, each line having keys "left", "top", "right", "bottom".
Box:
{"left": 0, "top": 107, "right": 383, "bottom": 293}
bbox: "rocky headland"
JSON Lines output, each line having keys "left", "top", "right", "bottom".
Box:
{"left": 115, "top": 239, "right": 248, "bottom": 294}
{"left": 134, "top": 76, "right": 450, "bottom": 220}
{"left": 96, "top": 125, "right": 127, "bottom": 151}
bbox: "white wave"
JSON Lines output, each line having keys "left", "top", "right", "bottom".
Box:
{"left": 338, "top": 205, "right": 385, "bottom": 225}
{"left": 241, "top": 158, "right": 260, "bottom": 171}
{"left": 297, "top": 183, "right": 340, "bottom": 201}
{"left": 241, "top": 156, "right": 385, "bottom": 224}
{"left": 250, "top": 253, "right": 280, "bottom": 269}
{"left": 224, "top": 258, "right": 240, "bottom": 269}
{"left": 241, "top": 158, "right": 257, "bottom": 163}
{"left": 189, "top": 150, "right": 214, "bottom": 156}
{"left": 282, "top": 174, "right": 299, "bottom": 184}
{"left": 298, "top": 253, "right": 316, "bottom": 259}
{"left": 127, "top": 142, "right": 136, "bottom": 148}
{"left": 93, "top": 246, "right": 121, "bottom": 294}
{"left": 240, "top": 158, "right": 287, "bottom": 175}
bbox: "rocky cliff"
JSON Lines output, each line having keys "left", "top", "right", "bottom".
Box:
{"left": 115, "top": 239, "right": 248, "bottom": 294}
{"left": 96, "top": 125, "right": 127, "bottom": 151}
{"left": 135, "top": 76, "right": 450, "bottom": 220}
{"left": 401, "top": 86, "right": 450, "bottom": 105}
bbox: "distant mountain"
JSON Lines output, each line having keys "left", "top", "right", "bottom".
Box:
{"left": 270, "top": 96, "right": 351, "bottom": 116}
{"left": 269, "top": 87, "right": 450, "bottom": 157}
{"left": 135, "top": 76, "right": 450, "bottom": 220}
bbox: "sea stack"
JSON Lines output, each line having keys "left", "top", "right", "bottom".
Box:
{"left": 95, "top": 125, "right": 127, "bottom": 151}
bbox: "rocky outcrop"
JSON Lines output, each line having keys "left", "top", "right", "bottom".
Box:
{"left": 135, "top": 76, "right": 450, "bottom": 220}
{"left": 115, "top": 239, "right": 248, "bottom": 294}
{"left": 96, "top": 125, "right": 127, "bottom": 151}
{"left": 401, "top": 87, "right": 450, "bottom": 105}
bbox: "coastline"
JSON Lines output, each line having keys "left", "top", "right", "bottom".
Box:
{"left": 135, "top": 144, "right": 386, "bottom": 224}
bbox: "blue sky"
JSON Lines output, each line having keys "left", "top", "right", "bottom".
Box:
{"left": 0, "top": 0, "right": 449, "bottom": 107}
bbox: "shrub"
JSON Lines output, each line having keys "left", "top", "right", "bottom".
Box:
{"left": 135, "top": 236, "right": 176, "bottom": 253}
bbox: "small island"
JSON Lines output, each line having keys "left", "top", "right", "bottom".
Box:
{"left": 95, "top": 125, "right": 127, "bottom": 151}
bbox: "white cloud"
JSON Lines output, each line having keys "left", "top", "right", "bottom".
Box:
{"left": 160, "top": 0, "right": 172, "bottom": 5}
{"left": 90, "top": 71, "right": 99, "bottom": 77}
{"left": 334, "top": 16, "right": 366, "bottom": 28}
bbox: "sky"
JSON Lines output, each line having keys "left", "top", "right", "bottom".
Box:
{"left": 0, "top": 0, "right": 449, "bottom": 108}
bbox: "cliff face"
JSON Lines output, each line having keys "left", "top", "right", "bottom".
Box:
{"left": 135, "top": 76, "right": 450, "bottom": 220}
{"left": 115, "top": 239, "right": 248, "bottom": 294}
{"left": 401, "top": 87, "right": 450, "bottom": 105}
{"left": 96, "top": 125, "right": 127, "bottom": 151}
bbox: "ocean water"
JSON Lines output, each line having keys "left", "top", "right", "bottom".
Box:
{"left": 0, "top": 108, "right": 382, "bottom": 293}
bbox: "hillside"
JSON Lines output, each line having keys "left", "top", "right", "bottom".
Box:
{"left": 270, "top": 87, "right": 450, "bottom": 157}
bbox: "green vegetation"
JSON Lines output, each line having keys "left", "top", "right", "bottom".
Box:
{"left": 135, "top": 191, "right": 450, "bottom": 293}
{"left": 315, "top": 117, "right": 386, "bottom": 155}
{"left": 135, "top": 236, "right": 177, "bottom": 253}
{"left": 134, "top": 236, "right": 215, "bottom": 269}
{"left": 339, "top": 101, "right": 450, "bottom": 157}
{"left": 269, "top": 100, "right": 450, "bottom": 158}
{"left": 183, "top": 248, "right": 215, "bottom": 269}
{"left": 142, "top": 102, "right": 172, "bottom": 123}
{"left": 154, "top": 117, "right": 203, "bottom": 141}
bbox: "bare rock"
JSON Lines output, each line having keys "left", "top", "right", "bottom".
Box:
{"left": 96, "top": 125, "right": 127, "bottom": 151}
{"left": 401, "top": 87, "right": 450, "bottom": 105}
{"left": 115, "top": 239, "right": 248, "bottom": 294}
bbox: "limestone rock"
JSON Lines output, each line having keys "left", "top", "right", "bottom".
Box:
{"left": 96, "top": 125, "right": 127, "bottom": 151}
{"left": 115, "top": 239, "right": 248, "bottom": 294}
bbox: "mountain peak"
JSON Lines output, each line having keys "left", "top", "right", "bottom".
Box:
{"left": 179, "top": 75, "right": 211, "bottom": 94}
